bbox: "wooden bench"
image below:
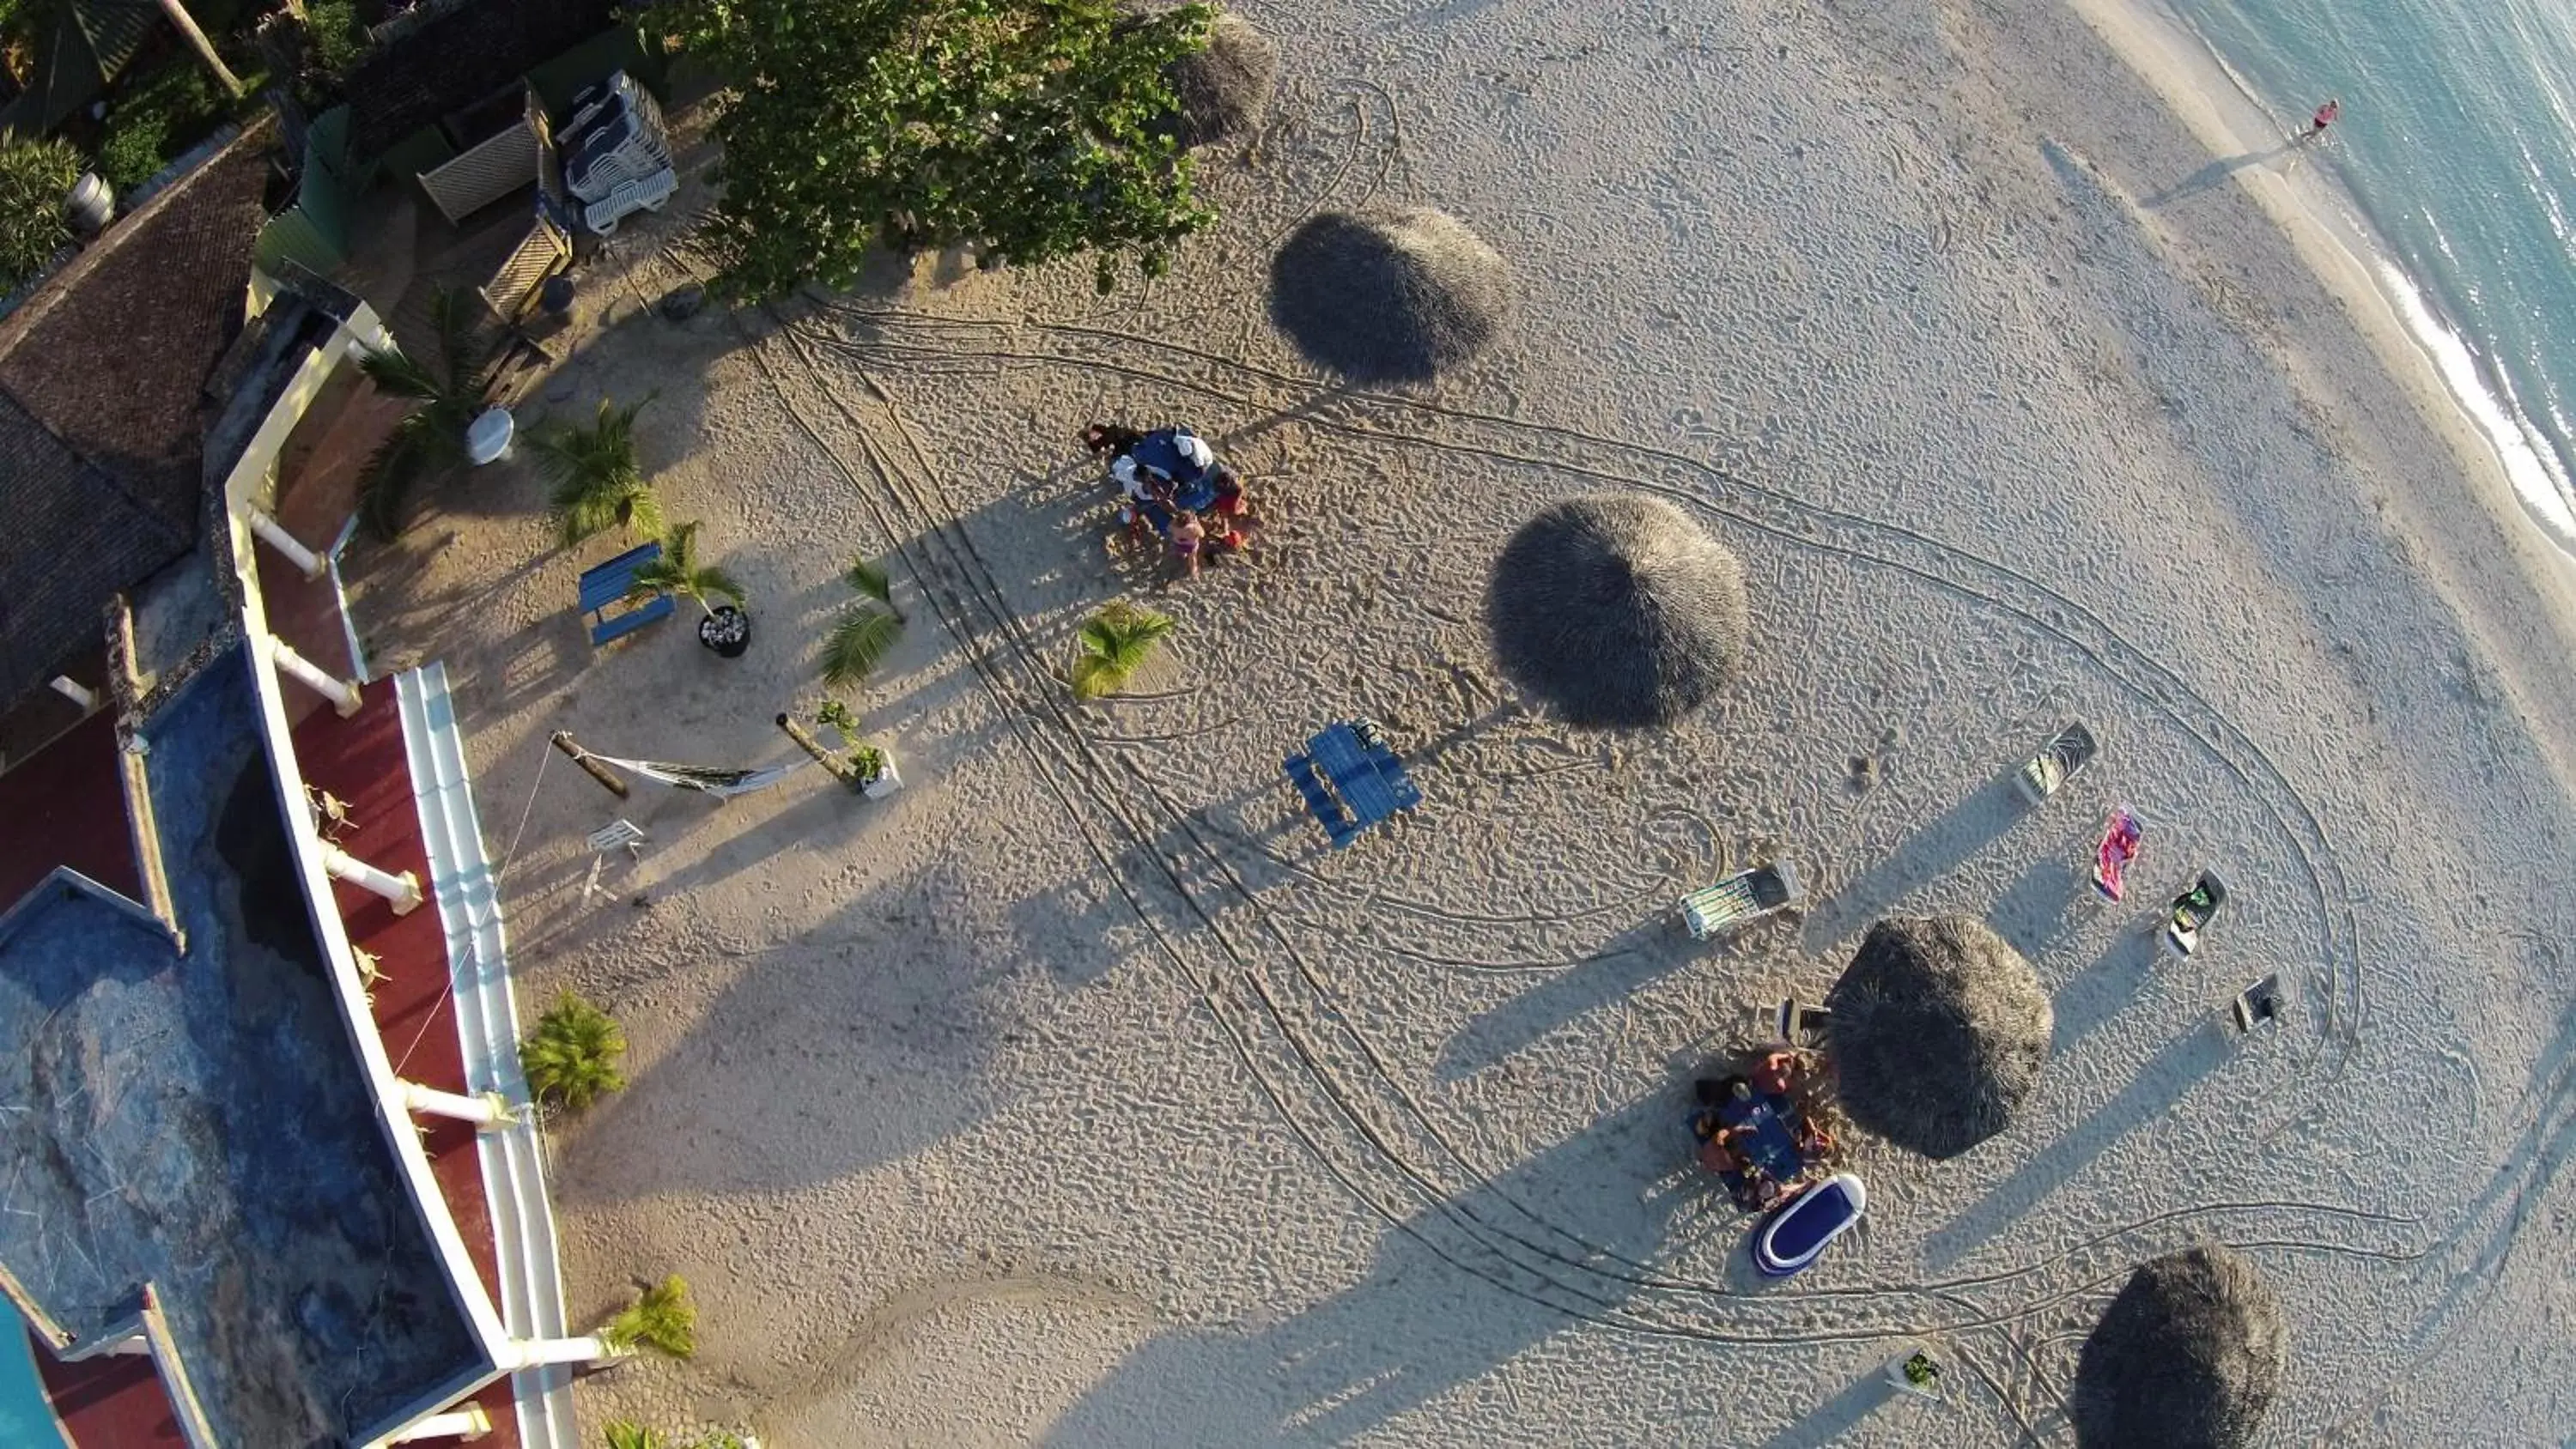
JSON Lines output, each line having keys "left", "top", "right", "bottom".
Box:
{"left": 580, "top": 541, "right": 674, "bottom": 647}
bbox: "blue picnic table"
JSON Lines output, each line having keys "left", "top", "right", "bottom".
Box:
{"left": 1282, "top": 719, "right": 1423, "bottom": 848}
{"left": 580, "top": 541, "right": 674, "bottom": 646}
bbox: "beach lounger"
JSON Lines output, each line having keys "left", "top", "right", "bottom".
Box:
{"left": 2015, "top": 721, "right": 2099, "bottom": 804}
{"left": 1683, "top": 860, "right": 1802, "bottom": 940}
{"left": 2232, "top": 973, "right": 2282, "bottom": 1034}
{"left": 1752, "top": 1173, "right": 1866, "bottom": 1276}
{"left": 2166, "top": 870, "right": 2227, "bottom": 957}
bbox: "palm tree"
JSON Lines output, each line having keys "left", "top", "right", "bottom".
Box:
{"left": 355, "top": 288, "right": 507, "bottom": 539}
{"left": 820, "top": 552, "right": 905, "bottom": 690}
{"left": 627, "top": 522, "right": 746, "bottom": 618}
{"left": 519, "top": 991, "right": 626, "bottom": 1112}
{"left": 1071, "top": 602, "right": 1175, "bottom": 700}
{"left": 154, "top": 0, "right": 244, "bottom": 96}
{"left": 533, "top": 397, "right": 663, "bottom": 548}
{"left": 600, "top": 1275, "right": 697, "bottom": 1359}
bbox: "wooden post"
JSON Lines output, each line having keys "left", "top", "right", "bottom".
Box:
{"left": 550, "top": 731, "right": 629, "bottom": 798}
{"left": 775, "top": 714, "right": 864, "bottom": 791}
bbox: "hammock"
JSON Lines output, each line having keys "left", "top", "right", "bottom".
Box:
{"left": 589, "top": 754, "right": 809, "bottom": 798}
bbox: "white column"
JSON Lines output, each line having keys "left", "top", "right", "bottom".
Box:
{"left": 270, "top": 636, "right": 362, "bottom": 717}
{"left": 49, "top": 676, "right": 97, "bottom": 710}
{"left": 323, "top": 843, "right": 422, "bottom": 914}
{"left": 247, "top": 507, "right": 326, "bottom": 579}
{"left": 505, "top": 1336, "right": 627, "bottom": 1370}
{"left": 387, "top": 1404, "right": 492, "bottom": 1442}
{"left": 399, "top": 1080, "right": 515, "bottom": 1130}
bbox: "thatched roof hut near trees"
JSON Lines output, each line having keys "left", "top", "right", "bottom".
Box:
{"left": 1268, "top": 206, "right": 1515, "bottom": 385}
{"left": 1167, "top": 11, "right": 1278, "bottom": 148}
{"left": 2073, "top": 1245, "right": 2288, "bottom": 1449}
{"left": 1824, "top": 915, "right": 2051, "bottom": 1159}
{"left": 1485, "top": 494, "right": 1751, "bottom": 730}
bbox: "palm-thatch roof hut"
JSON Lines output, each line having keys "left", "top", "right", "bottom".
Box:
{"left": 1485, "top": 494, "right": 1750, "bottom": 729}
{"left": 2073, "top": 1245, "right": 2287, "bottom": 1449}
{"left": 1168, "top": 12, "right": 1278, "bottom": 148}
{"left": 1268, "top": 206, "right": 1514, "bottom": 385}
{"left": 1825, "top": 916, "right": 2050, "bottom": 1158}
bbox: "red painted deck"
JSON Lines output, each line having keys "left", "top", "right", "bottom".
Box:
{"left": 0, "top": 712, "right": 140, "bottom": 911}
{"left": 32, "top": 1337, "right": 185, "bottom": 1448}
{"left": 292, "top": 687, "right": 524, "bottom": 1449}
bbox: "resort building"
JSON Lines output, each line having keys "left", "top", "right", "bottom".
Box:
{"left": 0, "top": 125, "right": 593, "bottom": 1447}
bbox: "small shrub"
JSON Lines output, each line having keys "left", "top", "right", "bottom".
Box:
{"left": 301, "top": 0, "right": 370, "bottom": 78}
{"left": 0, "top": 136, "right": 76, "bottom": 293}
{"left": 601, "top": 1274, "right": 696, "bottom": 1359}
{"left": 603, "top": 1426, "right": 666, "bottom": 1449}
{"left": 97, "top": 63, "right": 223, "bottom": 191}
{"left": 520, "top": 991, "right": 627, "bottom": 1111}
{"left": 1071, "top": 602, "right": 1175, "bottom": 700}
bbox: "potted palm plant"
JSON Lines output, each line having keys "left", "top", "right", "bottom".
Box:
{"left": 631, "top": 522, "right": 751, "bottom": 657}
{"left": 818, "top": 555, "right": 907, "bottom": 791}
{"left": 519, "top": 991, "right": 626, "bottom": 1113}
{"left": 354, "top": 287, "right": 508, "bottom": 538}
{"left": 532, "top": 396, "right": 664, "bottom": 547}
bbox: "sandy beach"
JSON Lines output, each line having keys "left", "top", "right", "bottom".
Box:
{"left": 347, "top": 0, "right": 2576, "bottom": 1440}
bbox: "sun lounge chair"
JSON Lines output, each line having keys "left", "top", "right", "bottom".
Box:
{"left": 2166, "top": 870, "right": 2227, "bottom": 957}
{"left": 2015, "top": 721, "right": 2100, "bottom": 803}
{"left": 1752, "top": 1173, "right": 1866, "bottom": 1276}
{"left": 1683, "top": 859, "right": 1801, "bottom": 940}
{"left": 2232, "top": 973, "right": 2282, "bottom": 1034}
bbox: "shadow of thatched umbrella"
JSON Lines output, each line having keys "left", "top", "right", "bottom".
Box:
{"left": 1268, "top": 206, "right": 1514, "bottom": 385}
{"left": 1484, "top": 494, "right": 1750, "bottom": 730}
{"left": 2073, "top": 1245, "right": 2287, "bottom": 1448}
{"left": 1825, "top": 915, "right": 2051, "bottom": 1158}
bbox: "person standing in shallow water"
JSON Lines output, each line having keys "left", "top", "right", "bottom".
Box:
{"left": 2300, "top": 98, "right": 2341, "bottom": 144}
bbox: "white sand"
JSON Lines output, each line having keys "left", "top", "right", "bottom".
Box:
{"left": 349, "top": 0, "right": 2576, "bottom": 1440}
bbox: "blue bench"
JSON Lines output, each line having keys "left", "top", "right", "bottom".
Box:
{"left": 1285, "top": 720, "right": 1424, "bottom": 848}
{"left": 580, "top": 541, "right": 675, "bottom": 646}
{"left": 1283, "top": 754, "right": 1360, "bottom": 848}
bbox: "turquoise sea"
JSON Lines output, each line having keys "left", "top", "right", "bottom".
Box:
{"left": 2156, "top": 0, "right": 2576, "bottom": 550}
{"left": 0, "top": 1330, "right": 64, "bottom": 1448}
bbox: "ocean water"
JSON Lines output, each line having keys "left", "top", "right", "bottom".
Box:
{"left": 2154, "top": 0, "right": 2576, "bottom": 552}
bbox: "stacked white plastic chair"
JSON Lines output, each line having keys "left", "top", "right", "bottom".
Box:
{"left": 560, "top": 72, "right": 678, "bottom": 236}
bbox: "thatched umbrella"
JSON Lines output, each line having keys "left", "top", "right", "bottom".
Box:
{"left": 1168, "top": 12, "right": 1278, "bottom": 148}
{"left": 1485, "top": 494, "right": 1750, "bottom": 729}
{"left": 1268, "top": 207, "right": 1514, "bottom": 385}
{"left": 2073, "top": 1245, "right": 2287, "bottom": 1449}
{"left": 1825, "top": 915, "right": 2050, "bottom": 1158}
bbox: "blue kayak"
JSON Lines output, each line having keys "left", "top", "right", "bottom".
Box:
{"left": 1753, "top": 1173, "right": 1867, "bottom": 1276}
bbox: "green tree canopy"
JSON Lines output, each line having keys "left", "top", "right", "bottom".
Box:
{"left": 671, "top": 0, "right": 1218, "bottom": 299}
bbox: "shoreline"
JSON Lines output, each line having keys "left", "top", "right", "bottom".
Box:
{"left": 2070, "top": 0, "right": 2576, "bottom": 599}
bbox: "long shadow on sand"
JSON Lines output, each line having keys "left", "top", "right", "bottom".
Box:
{"left": 2141, "top": 141, "right": 2299, "bottom": 209}
{"left": 1749, "top": 1368, "right": 1903, "bottom": 1449}
{"left": 1433, "top": 921, "right": 1697, "bottom": 1082}
{"left": 1799, "top": 768, "right": 2031, "bottom": 954}
{"left": 1040, "top": 1094, "right": 1738, "bottom": 1446}
{"left": 1923, "top": 1019, "right": 2230, "bottom": 1268}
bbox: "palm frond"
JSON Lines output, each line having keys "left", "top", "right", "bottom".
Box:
{"left": 536, "top": 397, "right": 659, "bottom": 548}
{"left": 519, "top": 991, "right": 626, "bottom": 1111}
{"left": 355, "top": 343, "right": 445, "bottom": 403}
{"left": 428, "top": 286, "right": 502, "bottom": 397}
{"left": 821, "top": 603, "right": 904, "bottom": 690}
{"left": 604, "top": 1425, "right": 666, "bottom": 1449}
{"left": 354, "top": 415, "right": 446, "bottom": 539}
{"left": 1072, "top": 603, "right": 1174, "bottom": 700}
{"left": 845, "top": 555, "right": 897, "bottom": 613}
{"left": 601, "top": 1275, "right": 696, "bottom": 1359}
{"left": 692, "top": 563, "right": 748, "bottom": 609}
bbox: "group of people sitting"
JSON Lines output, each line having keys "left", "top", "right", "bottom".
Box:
{"left": 1084, "top": 421, "right": 1256, "bottom": 578}
{"left": 1689, "top": 1048, "right": 1833, "bottom": 1212}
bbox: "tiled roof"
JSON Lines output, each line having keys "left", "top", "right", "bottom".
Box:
{"left": 0, "top": 390, "right": 188, "bottom": 710}
{"left": 0, "top": 124, "right": 272, "bottom": 532}
{"left": 0, "top": 124, "right": 273, "bottom": 711}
